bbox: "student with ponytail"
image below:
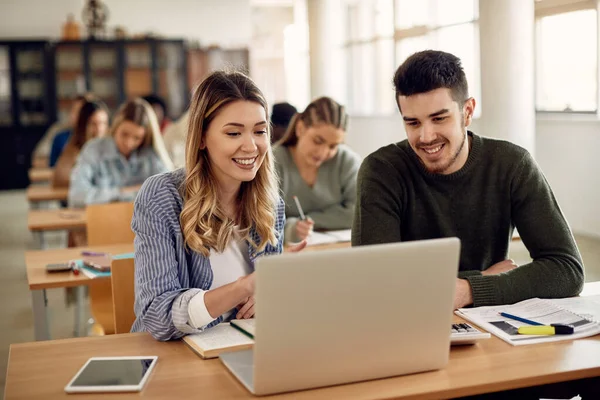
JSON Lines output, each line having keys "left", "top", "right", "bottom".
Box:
{"left": 274, "top": 97, "right": 361, "bottom": 243}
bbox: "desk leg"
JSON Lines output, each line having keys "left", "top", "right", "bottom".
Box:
{"left": 32, "top": 289, "right": 51, "bottom": 341}
{"left": 39, "top": 232, "right": 47, "bottom": 249}
{"left": 73, "top": 286, "right": 85, "bottom": 337}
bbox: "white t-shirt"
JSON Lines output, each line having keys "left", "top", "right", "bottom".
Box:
{"left": 188, "top": 234, "right": 252, "bottom": 328}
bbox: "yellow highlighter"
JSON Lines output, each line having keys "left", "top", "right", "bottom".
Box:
{"left": 517, "top": 324, "right": 574, "bottom": 335}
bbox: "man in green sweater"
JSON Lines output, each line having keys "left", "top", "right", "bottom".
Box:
{"left": 352, "top": 50, "right": 584, "bottom": 309}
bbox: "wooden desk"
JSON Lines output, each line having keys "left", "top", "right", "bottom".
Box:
{"left": 28, "top": 209, "right": 86, "bottom": 232}
{"left": 5, "top": 310, "right": 600, "bottom": 399}
{"left": 24, "top": 242, "right": 348, "bottom": 341}
{"left": 26, "top": 185, "right": 68, "bottom": 203}
{"left": 28, "top": 167, "right": 53, "bottom": 183}
{"left": 25, "top": 243, "right": 134, "bottom": 341}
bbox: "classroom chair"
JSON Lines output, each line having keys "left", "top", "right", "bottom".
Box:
{"left": 110, "top": 257, "right": 136, "bottom": 334}
{"left": 86, "top": 201, "right": 135, "bottom": 335}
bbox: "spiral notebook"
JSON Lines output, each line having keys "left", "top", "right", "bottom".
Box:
{"left": 456, "top": 295, "right": 600, "bottom": 346}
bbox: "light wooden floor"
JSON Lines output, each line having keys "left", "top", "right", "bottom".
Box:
{"left": 0, "top": 189, "right": 598, "bottom": 400}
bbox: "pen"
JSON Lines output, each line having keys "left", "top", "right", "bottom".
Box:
{"left": 518, "top": 325, "right": 574, "bottom": 335}
{"left": 292, "top": 195, "right": 306, "bottom": 220}
{"left": 499, "top": 312, "right": 543, "bottom": 326}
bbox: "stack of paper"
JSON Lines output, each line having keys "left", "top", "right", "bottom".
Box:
{"left": 456, "top": 297, "right": 600, "bottom": 346}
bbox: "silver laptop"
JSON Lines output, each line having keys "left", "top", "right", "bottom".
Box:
{"left": 220, "top": 238, "right": 460, "bottom": 396}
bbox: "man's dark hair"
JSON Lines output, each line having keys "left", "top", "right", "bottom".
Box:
{"left": 393, "top": 50, "right": 469, "bottom": 110}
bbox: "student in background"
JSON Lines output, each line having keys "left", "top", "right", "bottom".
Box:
{"left": 52, "top": 99, "right": 109, "bottom": 188}
{"left": 142, "top": 94, "right": 171, "bottom": 132}
{"left": 270, "top": 102, "right": 297, "bottom": 143}
{"left": 47, "top": 94, "right": 90, "bottom": 167}
{"left": 162, "top": 109, "right": 189, "bottom": 168}
{"left": 353, "top": 50, "right": 584, "bottom": 309}
{"left": 131, "top": 71, "right": 305, "bottom": 341}
{"left": 68, "top": 98, "right": 173, "bottom": 208}
{"left": 274, "top": 97, "right": 361, "bottom": 243}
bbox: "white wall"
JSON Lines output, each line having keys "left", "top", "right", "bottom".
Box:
{"left": 536, "top": 118, "right": 600, "bottom": 239}
{"left": 346, "top": 115, "right": 600, "bottom": 238}
{"left": 0, "top": 0, "right": 252, "bottom": 47}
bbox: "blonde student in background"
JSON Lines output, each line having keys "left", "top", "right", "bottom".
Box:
{"left": 52, "top": 99, "right": 109, "bottom": 188}
{"left": 273, "top": 97, "right": 361, "bottom": 244}
{"left": 68, "top": 98, "right": 174, "bottom": 208}
{"left": 131, "top": 71, "right": 305, "bottom": 341}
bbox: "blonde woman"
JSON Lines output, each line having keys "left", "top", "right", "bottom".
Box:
{"left": 68, "top": 98, "right": 174, "bottom": 208}
{"left": 131, "top": 71, "right": 305, "bottom": 341}
{"left": 274, "top": 97, "right": 361, "bottom": 243}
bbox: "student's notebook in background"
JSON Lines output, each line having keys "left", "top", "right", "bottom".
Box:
{"left": 456, "top": 297, "right": 600, "bottom": 346}
{"left": 182, "top": 323, "right": 254, "bottom": 359}
{"left": 306, "top": 229, "right": 352, "bottom": 246}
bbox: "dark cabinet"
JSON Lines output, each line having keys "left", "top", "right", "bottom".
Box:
{"left": 0, "top": 38, "right": 188, "bottom": 190}
{"left": 0, "top": 41, "right": 55, "bottom": 190}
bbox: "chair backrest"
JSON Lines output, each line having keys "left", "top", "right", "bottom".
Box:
{"left": 111, "top": 257, "right": 136, "bottom": 334}
{"left": 86, "top": 202, "right": 135, "bottom": 246}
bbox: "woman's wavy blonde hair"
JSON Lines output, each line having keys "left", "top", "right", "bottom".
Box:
{"left": 180, "top": 70, "right": 279, "bottom": 257}
{"left": 110, "top": 98, "right": 174, "bottom": 170}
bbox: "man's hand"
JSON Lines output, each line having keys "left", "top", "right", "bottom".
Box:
{"left": 482, "top": 259, "right": 518, "bottom": 276}
{"left": 454, "top": 278, "right": 473, "bottom": 310}
{"left": 236, "top": 296, "right": 255, "bottom": 319}
{"left": 295, "top": 218, "right": 314, "bottom": 240}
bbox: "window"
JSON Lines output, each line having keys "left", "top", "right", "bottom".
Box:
{"left": 346, "top": 0, "right": 480, "bottom": 115}
{"left": 346, "top": 0, "right": 395, "bottom": 115}
{"left": 535, "top": 6, "right": 598, "bottom": 112}
{"left": 394, "top": 0, "right": 480, "bottom": 116}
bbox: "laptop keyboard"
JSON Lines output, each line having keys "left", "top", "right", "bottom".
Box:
{"left": 450, "top": 322, "right": 491, "bottom": 345}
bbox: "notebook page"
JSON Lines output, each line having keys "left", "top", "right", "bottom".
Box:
{"left": 184, "top": 323, "right": 253, "bottom": 351}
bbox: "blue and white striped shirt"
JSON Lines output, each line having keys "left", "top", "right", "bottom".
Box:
{"left": 130, "top": 169, "right": 285, "bottom": 341}
{"left": 68, "top": 137, "right": 168, "bottom": 208}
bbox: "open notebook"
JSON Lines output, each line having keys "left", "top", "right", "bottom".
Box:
{"left": 182, "top": 323, "right": 253, "bottom": 359}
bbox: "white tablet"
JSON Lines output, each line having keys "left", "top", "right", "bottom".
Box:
{"left": 64, "top": 356, "right": 158, "bottom": 393}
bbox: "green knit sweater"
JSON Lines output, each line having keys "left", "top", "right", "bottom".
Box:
{"left": 352, "top": 132, "right": 584, "bottom": 307}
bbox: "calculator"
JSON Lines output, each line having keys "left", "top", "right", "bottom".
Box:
{"left": 450, "top": 322, "right": 491, "bottom": 345}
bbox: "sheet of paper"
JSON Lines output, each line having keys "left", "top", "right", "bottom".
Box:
{"left": 540, "top": 396, "right": 581, "bottom": 400}
{"left": 547, "top": 295, "right": 600, "bottom": 323}
{"left": 306, "top": 229, "right": 352, "bottom": 246}
{"left": 456, "top": 298, "right": 600, "bottom": 346}
{"left": 185, "top": 323, "right": 253, "bottom": 351}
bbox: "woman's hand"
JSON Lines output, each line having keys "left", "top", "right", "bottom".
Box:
{"left": 295, "top": 217, "right": 314, "bottom": 240}
{"left": 236, "top": 296, "right": 255, "bottom": 319}
{"left": 236, "top": 273, "right": 255, "bottom": 298}
{"left": 286, "top": 240, "right": 308, "bottom": 252}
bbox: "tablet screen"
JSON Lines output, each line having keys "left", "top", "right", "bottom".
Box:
{"left": 70, "top": 358, "right": 156, "bottom": 388}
